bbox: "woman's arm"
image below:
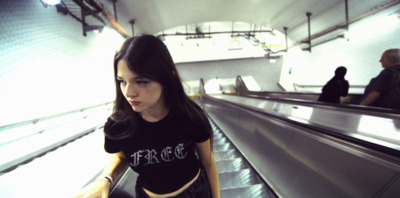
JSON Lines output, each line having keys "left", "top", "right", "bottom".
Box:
{"left": 196, "top": 139, "right": 220, "bottom": 198}
{"left": 70, "top": 151, "right": 128, "bottom": 198}
{"left": 101, "top": 151, "right": 128, "bottom": 183}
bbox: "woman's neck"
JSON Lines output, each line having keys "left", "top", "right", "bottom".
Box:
{"left": 140, "top": 107, "right": 169, "bottom": 122}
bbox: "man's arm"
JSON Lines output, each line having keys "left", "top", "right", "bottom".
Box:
{"left": 360, "top": 91, "right": 381, "bottom": 106}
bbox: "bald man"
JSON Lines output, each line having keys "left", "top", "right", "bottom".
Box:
{"left": 360, "top": 48, "right": 400, "bottom": 109}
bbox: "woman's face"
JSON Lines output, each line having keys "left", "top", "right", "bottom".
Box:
{"left": 117, "top": 60, "right": 165, "bottom": 115}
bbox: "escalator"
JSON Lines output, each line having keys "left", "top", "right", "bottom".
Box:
{"left": 201, "top": 92, "right": 400, "bottom": 197}
{"left": 205, "top": 119, "right": 274, "bottom": 197}
{"left": 198, "top": 76, "right": 400, "bottom": 197}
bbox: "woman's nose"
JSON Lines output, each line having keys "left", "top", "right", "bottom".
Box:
{"left": 125, "top": 83, "right": 138, "bottom": 98}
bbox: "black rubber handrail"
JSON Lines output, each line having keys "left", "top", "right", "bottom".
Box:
{"left": 238, "top": 94, "right": 400, "bottom": 118}
{"left": 235, "top": 75, "right": 400, "bottom": 116}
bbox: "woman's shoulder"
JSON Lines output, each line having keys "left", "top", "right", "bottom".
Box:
{"left": 104, "top": 116, "right": 117, "bottom": 129}
{"left": 104, "top": 116, "right": 118, "bottom": 135}
{"left": 104, "top": 115, "right": 132, "bottom": 134}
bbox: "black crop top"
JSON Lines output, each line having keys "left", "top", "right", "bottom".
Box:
{"left": 104, "top": 111, "right": 210, "bottom": 194}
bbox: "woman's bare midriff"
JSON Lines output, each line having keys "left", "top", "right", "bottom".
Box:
{"left": 143, "top": 168, "right": 201, "bottom": 198}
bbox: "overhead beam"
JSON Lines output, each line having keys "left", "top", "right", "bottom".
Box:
{"left": 157, "top": 30, "right": 273, "bottom": 38}
{"left": 88, "top": 0, "right": 130, "bottom": 38}
{"left": 293, "top": 0, "right": 399, "bottom": 49}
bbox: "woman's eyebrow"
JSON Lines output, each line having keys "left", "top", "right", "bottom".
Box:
{"left": 116, "top": 76, "right": 146, "bottom": 80}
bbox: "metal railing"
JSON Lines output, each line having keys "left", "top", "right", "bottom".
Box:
{"left": 0, "top": 102, "right": 113, "bottom": 173}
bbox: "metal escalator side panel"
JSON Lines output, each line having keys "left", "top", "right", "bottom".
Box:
{"left": 202, "top": 96, "right": 400, "bottom": 198}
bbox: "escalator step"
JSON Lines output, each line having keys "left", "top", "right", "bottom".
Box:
{"left": 220, "top": 184, "right": 274, "bottom": 198}
{"left": 213, "top": 143, "right": 233, "bottom": 152}
{"left": 213, "top": 132, "right": 223, "bottom": 140}
{"left": 213, "top": 137, "right": 227, "bottom": 146}
{"left": 219, "top": 169, "right": 259, "bottom": 189}
{"left": 214, "top": 149, "right": 240, "bottom": 160}
{"left": 216, "top": 158, "right": 248, "bottom": 173}
{"left": 212, "top": 127, "right": 220, "bottom": 133}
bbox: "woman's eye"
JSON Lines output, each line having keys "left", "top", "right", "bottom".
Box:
{"left": 118, "top": 80, "right": 126, "bottom": 85}
{"left": 136, "top": 80, "right": 149, "bottom": 85}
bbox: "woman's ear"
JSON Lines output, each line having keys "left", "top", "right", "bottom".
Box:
{"left": 172, "top": 71, "right": 176, "bottom": 76}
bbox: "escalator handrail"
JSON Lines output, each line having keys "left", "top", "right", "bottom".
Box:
{"left": 237, "top": 74, "right": 364, "bottom": 95}
{"left": 0, "top": 101, "right": 114, "bottom": 129}
{"left": 202, "top": 94, "right": 400, "bottom": 161}
{"left": 235, "top": 75, "right": 400, "bottom": 116}
{"left": 293, "top": 83, "right": 366, "bottom": 89}
{"left": 237, "top": 94, "right": 400, "bottom": 118}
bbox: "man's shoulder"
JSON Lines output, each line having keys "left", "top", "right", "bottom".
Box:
{"left": 375, "top": 65, "right": 400, "bottom": 109}
{"left": 389, "top": 65, "right": 400, "bottom": 71}
{"left": 377, "top": 66, "right": 400, "bottom": 77}
{"left": 380, "top": 65, "right": 400, "bottom": 78}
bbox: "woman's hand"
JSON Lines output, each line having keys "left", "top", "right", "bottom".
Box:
{"left": 70, "top": 178, "right": 111, "bottom": 198}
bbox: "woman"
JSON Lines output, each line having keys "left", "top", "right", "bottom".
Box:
{"left": 72, "top": 35, "right": 220, "bottom": 198}
{"left": 317, "top": 66, "right": 349, "bottom": 104}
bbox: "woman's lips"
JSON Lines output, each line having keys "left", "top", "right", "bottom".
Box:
{"left": 129, "top": 101, "right": 141, "bottom": 106}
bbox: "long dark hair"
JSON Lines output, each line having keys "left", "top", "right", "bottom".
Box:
{"left": 105, "top": 35, "right": 212, "bottom": 141}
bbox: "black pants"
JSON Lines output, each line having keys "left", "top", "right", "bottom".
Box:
{"left": 135, "top": 168, "right": 212, "bottom": 198}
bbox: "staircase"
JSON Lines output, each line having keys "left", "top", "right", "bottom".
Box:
{"left": 210, "top": 119, "right": 276, "bottom": 198}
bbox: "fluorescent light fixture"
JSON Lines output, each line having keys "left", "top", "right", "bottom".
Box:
{"left": 42, "top": 0, "right": 61, "bottom": 5}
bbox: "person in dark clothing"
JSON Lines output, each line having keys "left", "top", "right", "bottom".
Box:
{"left": 360, "top": 48, "right": 400, "bottom": 109}
{"left": 318, "top": 66, "right": 350, "bottom": 103}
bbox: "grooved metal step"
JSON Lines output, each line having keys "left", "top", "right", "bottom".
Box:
{"left": 209, "top": 119, "right": 276, "bottom": 198}
{"left": 213, "top": 137, "right": 228, "bottom": 145}
{"left": 219, "top": 169, "right": 259, "bottom": 189}
{"left": 214, "top": 132, "right": 224, "bottom": 140}
{"left": 214, "top": 149, "right": 241, "bottom": 160}
{"left": 213, "top": 142, "right": 234, "bottom": 152}
{"left": 216, "top": 158, "right": 248, "bottom": 173}
{"left": 221, "top": 184, "right": 272, "bottom": 198}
